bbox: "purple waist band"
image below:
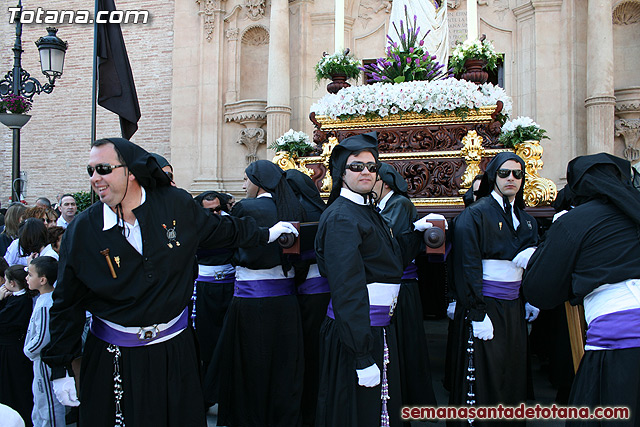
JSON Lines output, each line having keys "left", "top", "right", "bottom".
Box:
{"left": 90, "top": 309, "right": 188, "bottom": 348}
{"left": 586, "top": 308, "right": 640, "bottom": 350}
{"left": 196, "top": 272, "right": 235, "bottom": 284}
{"left": 326, "top": 300, "right": 392, "bottom": 327}
{"left": 482, "top": 280, "right": 521, "bottom": 300}
{"left": 297, "top": 276, "right": 330, "bottom": 295}
{"left": 401, "top": 262, "right": 418, "bottom": 280}
{"left": 233, "top": 278, "right": 296, "bottom": 298}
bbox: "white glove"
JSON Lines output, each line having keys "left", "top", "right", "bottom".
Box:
{"left": 446, "top": 301, "right": 456, "bottom": 320}
{"left": 552, "top": 210, "right": 568, "bottom": 223}
{"left": 472, "top": 314, "right": 494, "bottom": 340}
{"left": 424, "top": 213, "right": 448, "bottom": 230}
{"left": 413, "top": 217, "right": 434, "bottom": 232}
{"left": 356, "top": 363, "right": 381, "bottom": 387}
{"left": 512, "top": 247, "right": 536, "bottom": 269}
{"left": 267, "top": 221, "right": 299, "bottom": 243}
{"left": 52, "top": 374, "right": 80, "bottom": 407}
{"left": 525, "top": 302, "right": 540, "bottom": 322}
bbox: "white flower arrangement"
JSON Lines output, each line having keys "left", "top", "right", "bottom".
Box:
{"left": 310, "top": 79, "right": 512, "bottom": 120}
{"left": 450, "top": 38, "right": 500, "bottom": 74}
{"left": 268, "top": 129, "right": 316, "bottom": 157}
{"left": 314, "top": 49, "right": 362, "bottom": 83}
{"left": 498, "top": 116, "right": 549, "bottom": 148}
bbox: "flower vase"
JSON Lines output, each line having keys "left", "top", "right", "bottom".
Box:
{"left": 326, "top": 74, "right": 351, "bottom": 94}
{"left": 460, "top": 59, "right": 489, "bottom": 85}
{"left": 0, "top": 113, "right": 31, "bottom": 129}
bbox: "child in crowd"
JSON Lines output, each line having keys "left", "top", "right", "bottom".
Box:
{"left": 0, "top": 263, "right": 35, "bottom": 426}
{"left": 24, "top": 256, "right": 65, "bottom": 427}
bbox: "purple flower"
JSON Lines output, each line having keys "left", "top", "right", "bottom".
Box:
{"left": 419, "top": 40, "right": 424, "bottom": 46}
{"left": 422, "top": 55, "right": 428, "bottom": 62}
{"left": 415, "top": 58, "right": 420, "bottom": 65}
{"left": 401, "top": 33, "right": 406, "bottom": 41}
{"left": 407, "top": 57, "right": 411, "bottom": 64}
{"left": 409, "top": 47, "right": 414, "bottom": 54}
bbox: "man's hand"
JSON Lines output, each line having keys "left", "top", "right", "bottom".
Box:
{"left": 446, "top": 301, "right": 456, "bottom": 320}
{"left": 424, "top": 213, "right": 448, "bottom": 230}
{"left": 356, "top": 364, "right": 381, "bottom": 387}
{"left": 413, "top": 217, "right": 434, "bottom": 232}
{"left": 52, "top": 375, "right": 80, "bottom": 407}
{"left": 267, "top": 221, "right": 299, "bottom": 243}
{"left": 525, "top": 303, "right": 540, "bottom": 322}
{"left": 512, "top": 247, "right": 536, "bottom": 269}
{"left": 472, "top": 314, "right": 494, "bottom": 340}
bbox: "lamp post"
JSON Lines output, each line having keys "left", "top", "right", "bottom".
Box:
{"left": 0, "top": 1, "right": 67, "bottom": 203}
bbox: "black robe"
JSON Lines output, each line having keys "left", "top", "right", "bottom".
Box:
{"left": 315, "top": 194, "right": 420, "bottom": 427}
{"left": 379, "top": 192, "right": 437, "bottom": 407}
{"left": 0, "top": 292, "right": 34, "bottom": 427}
{"left": 207, "top": 196, "right": 304, "bottom": 427}
{"left": 449, "top": 195, "right": 537, "bottom": 424}
{"left": 42, "top": 185, "right": 269, "bottom": 427}
{"left": 523, "top": 200, "right": 640, "bottom": 426}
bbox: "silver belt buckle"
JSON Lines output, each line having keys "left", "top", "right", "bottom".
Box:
{"left": 388, "top": 296, "right": 398, "bottom": 317}
{"left": 138, "top": 325, "right": 159, "bottom": 340}
{"left": 214, "top": 271, "right": 225, "bottom": 280}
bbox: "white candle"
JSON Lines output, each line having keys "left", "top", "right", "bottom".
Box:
{"left": 467, "top": 0, "right": 478, "bottom": 40}
{"left": 335, "top": 0, "right": 344, "bottom": 52}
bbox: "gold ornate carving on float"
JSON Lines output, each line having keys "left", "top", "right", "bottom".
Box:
{"left": 459, "top": 130, "right": 486, "bottom": 190}
{"left": 272, "top": 151, "right": 317, "bottom": 178}
{"left": 515, "top": 140, "right": 558, "bottom": 207}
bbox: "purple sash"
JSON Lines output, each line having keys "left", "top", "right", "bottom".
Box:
{"left": 297, "top": 276, "right": 330, "bottom": 295}
{"left": 482, "top": 279, "right": 521, "bottom": 300}
{"left": 234, "top": 278, "right": 296, "bottom": 298}
{"left": 90, "top": 309, "right": 188, "bottom": 347}
{"left": 326, "top": 301, "right": 392, "bottom": 327}
{"left": 401, "top": 262, "right": 418, "bottom": 280}
{"left": 586, "top": 308, "right": 640, "bottom": 350}
{"left": 197, "top": 272, "right": 235, "bottom": 284}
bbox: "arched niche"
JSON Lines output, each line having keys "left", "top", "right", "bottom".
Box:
{"left": 240, "top": 25, "right": 270, "bottom": 100}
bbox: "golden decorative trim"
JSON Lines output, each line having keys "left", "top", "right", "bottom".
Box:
{"left": 515, "top": 140, "right": 557, "bottom": 207}
{"left": 314, "top": 106, "right": 497, "bottom": 130}
{"left": 460, "top": 130, "right": 486, "bottom": 188}
{"left": 320, "top": 137, "right": 339, "bottom": 193}
{"left": 271, "top": 151, "right": 315, "bottom": 177}
{"left": 412, "top": 197, "right": 465, "bottom": 206}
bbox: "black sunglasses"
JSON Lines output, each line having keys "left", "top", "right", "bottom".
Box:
{"left": 209, "top": 206, "right": 223, "bottom": 213}
{"left": 496, "top": 168, "right": 524, "bottom": 180}
{"left": 87, "top": 163, "right": 125, "bottom": 177}
{"left": 346, "top": 162, "right": 379, "bottom": 173}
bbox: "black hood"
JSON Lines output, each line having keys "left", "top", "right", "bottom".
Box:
{"left": 284, "top": 169, "right": 325, "bottom": 219}
{"left": 476, "top": 152, "right": 526, "bottom": 209}
{"left": 566, "top": 153, "right": 640, "bottom": 225}
{"left": 245, "top": 160, "right": 305, "bottom": 222}
{"left": 328, "top": 131, "right": 379, "bottom": 204}
{"left": 377, "top": 163, "right": 408, "bottom": 197}
{"left": 105, "top": 138, "right": 171, "bottom": 190}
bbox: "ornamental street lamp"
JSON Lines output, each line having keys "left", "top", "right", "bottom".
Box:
{"left": 0, "top": 1, "right": 67, "bottom": 203}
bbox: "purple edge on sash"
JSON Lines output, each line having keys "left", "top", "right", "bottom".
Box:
{"left": 326, "top": 300, "right": 391, "bottom": 327}
{"left": 482, "top": 279, "right": 521, "bottom": 300}
{"left": 297, "top": 276, "right": 330, "bottom": 295}
{"left": 586, "top": 307, "right": 640, "bottom": 350}
{"left": 233, "top": 278, "right": 296, "bottom": 298}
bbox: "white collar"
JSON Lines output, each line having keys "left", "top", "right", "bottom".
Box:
{"left": 491, "top": 190, "right": 515, "bottom": 212}
{"left": 103, "top": 187, "right": 146, "bottom": 231}
{"left": 257, "top": 192, "right": 272, "bottom": 199}
{"left": 12, "top": 289, "right": 26, "bottom": 296}
{"left": 340, "top": 187, "right": 368, "bottom": 205}
{"left": 377, "top": 190, "right": 395, "bottom": 212}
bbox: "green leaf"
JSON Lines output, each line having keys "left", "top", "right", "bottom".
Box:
{"left": 394, "top": 76, "right": 406, "bottom": 83}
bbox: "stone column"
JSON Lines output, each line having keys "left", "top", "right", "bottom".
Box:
{"left": 585, "top": 0, "right": 616, "bottom": 154}
{"left": 266, "top": 0, "right": 292, "bottom": 146}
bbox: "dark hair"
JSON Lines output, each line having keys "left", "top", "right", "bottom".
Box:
{"left": 59, "top": 194, "right": 76, "bottom": 204}
{"left": 47, "top": 226, "right": 65, "bottom": 246}
{"left": 19, "top": 218, "right": 49, "bottom": 256}
{"left": 3, "top": 204, "right": 27, "bottom": 239}
{"left": 92, "top": 138, "right": 127, "bottom": 165}
{"left": 5, "top": 264, "right": 28, "bottom": 290}
{"left": 30, "top": 256, "right": 58, "bottom": 286}
{"left": 0, "top": 257, "right": 9, "bottom": 278}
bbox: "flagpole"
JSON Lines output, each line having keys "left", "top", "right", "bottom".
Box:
{"left": 90, "top": 0, "right": 99, "bottom": 203}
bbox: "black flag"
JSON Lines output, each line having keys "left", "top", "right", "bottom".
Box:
{"left": 96, "top": 0, "right": 141, "bottom": 139}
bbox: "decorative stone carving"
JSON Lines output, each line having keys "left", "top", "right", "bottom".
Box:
{"left": 237, "top": 128, "right": 266, "bottom": 164}
{"left": 226, "top": 28, "right": 240, "bottom": 40}
{"left": 447, "top": 0, "right": 461, "bottom": 9}
{"left": 515, "top": 140, "right": 558, "bottom": 207}
{"left": 196, "top": 0, "right": 216, "bottom": 42}
{"left": 613, "top": 1, "right": 640, "bottom": 25}
{"left": 615, "top": 119, "right": 640, "bottom": 162}
{"left": 460, "top": 130, "right": 485, "bottom": 189}
{"left": 358, "top": 0, "right": 392, "bottom": 26}
{"left": 225, "top": 99, "right": 268, "bottom": 127}
{"left": 242, "top": 26, "right": 269, "bottom": 45}
{"left": 245, "top": 0, "right": 266, "bottom": 20}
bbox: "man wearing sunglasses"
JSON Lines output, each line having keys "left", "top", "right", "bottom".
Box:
{"left": 315, "top": 132, "right": 430, "bottom": 427}
{"left": 449, "top": 152, "right": 539, "bottom": 423}
{"left": 41, "top": 138, "right": 298, "bottom": 427}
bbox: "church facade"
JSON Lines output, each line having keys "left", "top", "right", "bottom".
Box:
{"left": 0, "top": 0, "right": 638, "bottom": 202}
